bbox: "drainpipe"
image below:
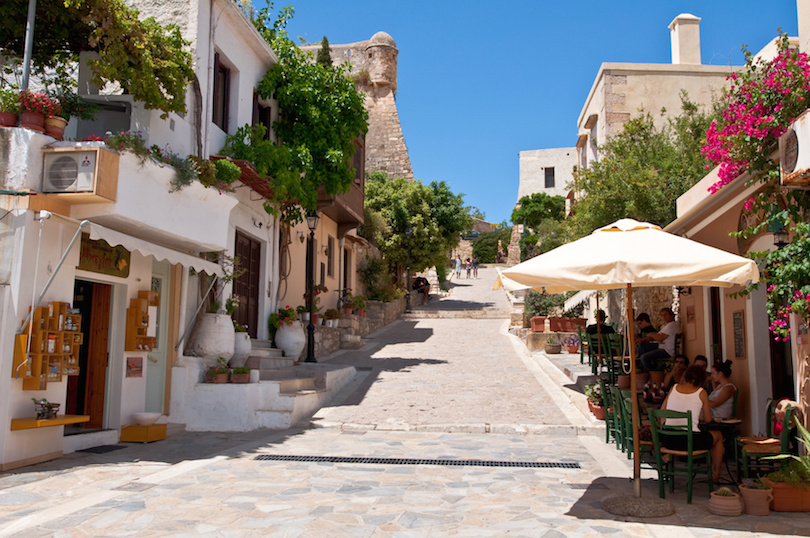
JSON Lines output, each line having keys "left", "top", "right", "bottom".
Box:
{"left": 20, "top": 0, "right": 37, "bottom": 90}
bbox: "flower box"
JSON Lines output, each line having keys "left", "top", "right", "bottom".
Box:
{"left": 765, "top": 480, "right": 810, "bottom": 512}
{"left": 531, "top": 316, "right": 546, "bottom": 333}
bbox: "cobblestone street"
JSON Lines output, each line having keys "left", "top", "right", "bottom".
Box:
{"left": 1, "top": 265, "right": 809, "bottom": 536}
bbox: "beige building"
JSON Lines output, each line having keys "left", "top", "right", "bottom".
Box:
{"left": 575, "top": 14, "right": 736, "bottom": 171}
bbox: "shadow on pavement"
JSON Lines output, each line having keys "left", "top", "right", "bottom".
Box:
{"left": 566, "top": 476, "right": 810, "bottom": 533}
{"left": 419, "top": 299, "right": 504, "bottom": 310}
{"left": 0, "top": 427, "right": 309, "bottom": 481}
{"left": 323, "top": 355, "right": 449, "bottom": 409}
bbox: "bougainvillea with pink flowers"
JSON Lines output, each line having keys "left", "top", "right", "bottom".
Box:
{"left": 703, "top": 35, "right": 810, "bottom": 194}
{"left": 712, "top": 36, "right": 810, "bottom": 341}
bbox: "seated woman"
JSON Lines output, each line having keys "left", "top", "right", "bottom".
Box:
{"left": 708, "top": 360, "right": 736, "bottom": 419}
{"left": 662, "top": 354, "right": 689, "bottom": 391}
{"left": 660, "top": 365, "right": 723, "bottom": 482}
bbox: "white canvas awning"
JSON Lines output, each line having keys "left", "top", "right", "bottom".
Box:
{"left": 564, "top": 289, "right": 596, "bottom": 311}
{"left": 43, "top": 212, "right": 224, "bottom": 277}
{"left": 87, "top": 223, "right": 224, "bottom": 277}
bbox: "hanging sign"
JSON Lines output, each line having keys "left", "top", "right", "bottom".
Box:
{"left": 77, "top": 233, "right": 130, "bottom": 278}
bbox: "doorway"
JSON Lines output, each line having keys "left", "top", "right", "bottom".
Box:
{"left": 66, "top": 280, "right": 111, "bottom": 432}
{"left": 233, "top": 230, "right": 261, "bottom": 338}
{"left": 145, "top": 260, "right": 171, "bottom": 413}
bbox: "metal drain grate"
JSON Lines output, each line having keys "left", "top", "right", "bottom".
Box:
{"left": 254, "top": 454, "right": 580, "bottom": 469}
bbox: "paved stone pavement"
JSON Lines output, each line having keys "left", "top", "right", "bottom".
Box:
{"left": 2, "top": 265, "right": 810, "bottom": 536}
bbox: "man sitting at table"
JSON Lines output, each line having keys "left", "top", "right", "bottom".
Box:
{"left": 639, "top": 308, "right": 680, "bottom": 371}
{"left": 586, "top": 309, "right": 615, "bottom": 335}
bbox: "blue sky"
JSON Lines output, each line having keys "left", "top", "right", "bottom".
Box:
{"left": 278, "top": 1, "right": 800, "bottom": 225}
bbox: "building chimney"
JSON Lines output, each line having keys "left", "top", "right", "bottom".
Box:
{"left": 669, "top": 13, "right": 701, "bottom": 65}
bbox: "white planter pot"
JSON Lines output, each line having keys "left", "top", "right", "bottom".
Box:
{"left": 230, "top": 332, "right": 252, "bottom": 368}
{"left": 275, "top": 320, "right": 306, "bottom": 361}
{"left": 191, "top": 313, "right": 235, "bottom": 361}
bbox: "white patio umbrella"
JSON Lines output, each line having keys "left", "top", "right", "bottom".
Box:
{"left": 495, "top": 219, "right": 759, "bottom": 497}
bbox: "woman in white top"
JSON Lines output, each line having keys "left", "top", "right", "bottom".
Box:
{"left": 660, "top": 365, "right": 724, "bottom": 482}
{"left": 708, "top": 360, "right": 736, "bottom": 420}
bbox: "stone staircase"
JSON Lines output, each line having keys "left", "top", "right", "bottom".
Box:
{"left": 246, "top": 339, "right": 296, "bottom": 369}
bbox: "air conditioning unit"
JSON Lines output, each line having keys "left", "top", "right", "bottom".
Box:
{"left": 779, "top": 109, "right": 810, "bottom": 188}
{"left": 40, "top": 146, "right": 118, "bottom": 202}
{"left": 43, "top": 151, "right": 97, "bottom": 193}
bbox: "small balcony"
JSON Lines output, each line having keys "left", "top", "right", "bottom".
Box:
{"left": 317, "top": 180, "right": 364, "bottom": 235}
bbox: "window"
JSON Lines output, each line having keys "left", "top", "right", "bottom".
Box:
{"left": 327, "top": 236, "right": 335, "bottom": 277}
{"left": 352, "top": 137, "right": 365, "bottom": 186}
{"left": 212, "top": 52, "right": 230, "bottom": 131}
{"left": 544, "top": 167, "right": 555, "bottom": 189}
{"left": 253, "top": 92, "right": 272, "bottom": 140}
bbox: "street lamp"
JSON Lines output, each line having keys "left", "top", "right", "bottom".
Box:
{"left": 305, "top": 210, "right": 319, "bottom": 362}
{"left": 405, "top": 227, "right": 412, "bottom": 313}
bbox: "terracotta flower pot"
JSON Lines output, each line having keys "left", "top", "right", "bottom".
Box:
{"left": 343, "top": 307, "right": 354, "bottom": 315}
{"left": 229, "top": 372, "right": 250, "bottom": 384}
{"left": 19, "top": 110, "right": 45, "bottom": 132}
{"left": 617, "top": 374, "right": 631, "bottom": 390}
{"left": 207, "top": 372, "right": 229, "bottom": 384}
{"left": 588, "top": 400, "right": 606, "bottom": 420}
{"left": 739, "top": 485, "right": 773, "bottom": 516}
{"left": 0, "top": 111, "right": 17, "bottom": 127}
{"left": 765, "top": 479, "right": 810, "bottom": 511}
{"left": 567, "top": 344, "right": 579, "bottom": 353}
{"left": 709, "top": 491, "right": 743, "bottom": 516}
{"left": 357, "top": 308, "right": 366, "bottom": 317}
{"left": 531, "top": 316, "right": 546, "bottom": 333}
{"left": 44, "top": 115, "right": 68, "bottom": 140}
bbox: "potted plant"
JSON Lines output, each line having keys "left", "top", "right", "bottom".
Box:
{"left": 270, "top": 306, "right": 305, "bottom": 360}
{"left": 562, "top": 334, "right": 579, "bottom": 354}
{"left": 0, "top": 88, "right": 20, "bottom": 127}
{"left": 353, "top": 295, "right": 367, "bottom": 317}
{"left": 205, "top": 357, "right": 230, "bottom": 383}
{"left": 739, "top": 479, "right": 774, "bottom": 516}
{"left": 19, "top": 90, "right": 60, "bottom": 132}
{"left": 585, "top": 384, "right": 605, "bottom": 420}
{"left": 544, "top": 335, "right": 561, "bottom": 354}
{"left": 303, "top": 284, "right": 327, "bottom": 322}
{"left": 763, "top": 422, "right": 810, "bottom": 511}
{"left": 229, "top": 366, "right": 251, "bottom": 383}
{"left": 342, "top": 291, "right": 356, "bottom": 315}
{"left": 324, "top": 308, "right": 342, "bottom": 327}
{"left": 709, "top": 486, "right": 743, "bottom": 516}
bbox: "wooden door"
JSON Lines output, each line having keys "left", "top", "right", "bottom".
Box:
{"left": 85, "top": 282, "right": 111, "bottom": 429}
{"left": 233, "top": 231, "right": 261, "bottom": 338}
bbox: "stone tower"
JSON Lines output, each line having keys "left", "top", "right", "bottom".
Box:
{"left": 309, "top": 32, "right": 414, "bottom": 180}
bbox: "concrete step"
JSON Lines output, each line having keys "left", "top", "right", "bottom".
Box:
{"left": 251, "top": 346, "right": 283, "bottom": 358}
{"left": 279, "top": 377, "right": 318, "bottom": 392}
{"left": 257, "top": 357, "right": 296, "bottom": 369}
{"left": 404, "top": 309, "right": 512, "bottom": 320}
{"left": 251, "top": 339, "right": 274, "bottom": 349}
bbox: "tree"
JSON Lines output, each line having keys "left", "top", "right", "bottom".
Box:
{"left": 222, "top": 6, "right": 368, "bottom": 222}
{"left": 512, "top": 192, "right": 565, "bottom": 229}
{"left": 566, "top": 92, "right": 712, "bottom": 238}
{"left": 467, "top": 206, "right": 486, "bottom": 220}
{"left": 472, "top": 225, "right": 512, "bottom": 263}
{"left": 0, "top": 0, "right": 193, "bottom": 117}
{"left": 316, "top": 36, "right": 332, "bottom": 66}
{"left": 361, "top": 172, "right": 471, "bottom": 272}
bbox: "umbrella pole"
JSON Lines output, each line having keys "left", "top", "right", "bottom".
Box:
{"left": 626, "top": 284, "right": 641, "bottom": 497}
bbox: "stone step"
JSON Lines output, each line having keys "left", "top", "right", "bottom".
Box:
{"left": 404, "top": 310, "right": 512, "bottom": 320}
{"left": 251, "top": 339, "right": 277, "bottom": 351}
{"left": 250, "top": 346, "right": 284, "bottom": 359}
{"left": 279, "top": 388, "right": 326, "bottom": 397}
{"left": 257, "top": 357, "right": 296, "bottom": 369}
{"left": 279, "top": 377, "right": 318, "bottom": 392}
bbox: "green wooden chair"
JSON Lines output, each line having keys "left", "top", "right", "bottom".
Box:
{"left": 601, "top": 333, "right": 626, "bottom": 385}
{"left": 577, "top": 325, "right": 588, "bottom": 364}
{"left": 740, "top": 404, "right": 797, "bottom": 479}
{"left": 585, "top": 332, "right": 603, "bottom": 375}
{"left": 600, "top": 377, "right": 620, "bottom": 446}
{"left": 609, "top": 385, "right": 626, "bottom": 453}
{"left": 648, "top": 408, "right": 713, "bottom": 503}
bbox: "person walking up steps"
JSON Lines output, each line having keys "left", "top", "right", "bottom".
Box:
{"left": 465, "top": 258, "right": 472, "bottom": 278}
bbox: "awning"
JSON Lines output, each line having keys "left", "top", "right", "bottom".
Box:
{"left": 42, "top": 212, "right": 224, "bottom": 277}
{"left": 87, "top": 223, "right": 224, "bottom": 277}
{"left": 564, "top": 289, "right": 596, "bottom": 311}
